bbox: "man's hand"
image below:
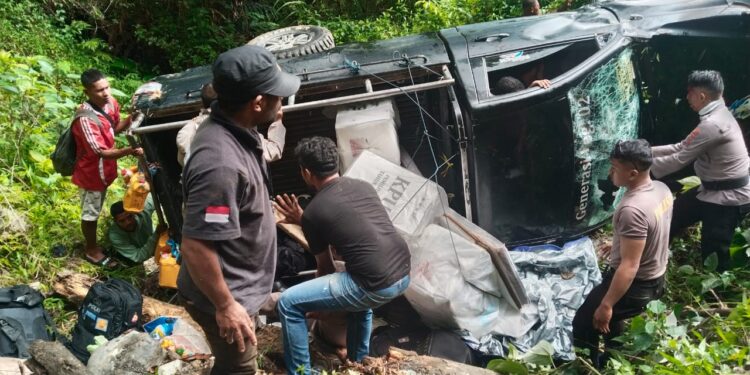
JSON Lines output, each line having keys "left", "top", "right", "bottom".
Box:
{"left": 131, "top": 147, "right": 144, "bottom": 157}
{"left": 273, "top": 194, "right": 303, "bottom": 225}
{"left": 593, "top": 303, "right": 613, "bottom": 333}
{"left": 598, "top": 243, "right": 612, "bottom": 262}
{"left": 530, "top": 79, "right": 551, "bottom": 89}
{"left": 215, "top": 300, "right": 257, "bottom": 352}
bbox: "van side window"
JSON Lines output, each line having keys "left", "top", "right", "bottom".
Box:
{"left": 487, "top": 40, "right": 600, "bottom": 96}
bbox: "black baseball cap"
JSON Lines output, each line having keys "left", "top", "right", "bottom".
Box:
{"left": 212, "top": 45, "right": 300, "bottom": 104}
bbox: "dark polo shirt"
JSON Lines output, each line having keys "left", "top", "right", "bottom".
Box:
{"left": 178, "top": 102, "right": 276, "bottom": 315}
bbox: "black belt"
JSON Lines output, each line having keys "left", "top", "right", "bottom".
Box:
{"left": 701, "top": 176, "right": 750, "bottom": 191}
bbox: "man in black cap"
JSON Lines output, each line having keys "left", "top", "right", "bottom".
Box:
{"left": 177, "top": 45, "right": 300, "bottom": 374}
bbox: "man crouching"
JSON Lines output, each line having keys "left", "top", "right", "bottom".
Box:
{"left": 274, "top": 136, "right": 411, "bottom": 375}
{"left": 573, "top": 139, "right": 673, "bottom": 368}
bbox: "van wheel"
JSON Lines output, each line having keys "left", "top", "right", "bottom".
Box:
{"left": 248, "top": 26, "right": 335, "bottom": 59}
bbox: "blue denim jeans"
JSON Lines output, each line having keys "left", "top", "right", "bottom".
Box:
{"left": 278, "top": 273, "right": 410, "bottom": 375}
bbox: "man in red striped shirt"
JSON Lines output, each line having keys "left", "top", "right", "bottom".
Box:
{"left": 72, "top": 69, "right": 142, "bottom": 268}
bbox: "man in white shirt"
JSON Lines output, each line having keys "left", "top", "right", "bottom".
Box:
{"left": 176, "top": 83, "right": 286, "bottom": 166}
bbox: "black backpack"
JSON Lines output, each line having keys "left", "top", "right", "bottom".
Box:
{"left": 50, "top": 109, "right": 102, "bottom": 176}
{"left": 68, "top": 278, "right": 143, "bottom": 364}
{"left": 0, "top": 285, "right": 57, "bottom": 359}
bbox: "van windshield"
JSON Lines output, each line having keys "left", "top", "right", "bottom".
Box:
{"left": 473, "top": 48, "right": 640, "bottom": 244}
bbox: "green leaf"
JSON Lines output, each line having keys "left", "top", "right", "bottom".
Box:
{"left": 665, "top": 311, "right": 678, "bottom": 327}
{"left": 677, "top": 265, "right": 694, "bottom": 275}
{"left": 647, "top": 300, "right": 666, "bottom": 314}
{"left": 677, "top": 176, "right": 700, "bottom": 193}
{"left": 1, "top": 85, "right": 19, "bottom": 94}
{"left": 56, "top": 60, "right": 72, "bottom": 74}
{"left": 704, "top": 252, "right": 719, "bottom": 271}
{"left": 37, "top": 59, "right": 54, "bottom": 75}
{"left": 716, "top": 327, "right": 737, "bottom": 345}
{"left": 519, "top": 340, "right": 554, "bottom": 366}
{"left": 28, "top": 150, "right": 46, "bottom": 163}
{"left": 110, "top": 87, "right": 128, "bottom": 98}
{"left": 665, "top": 324, "right": 687, "bottom": 338}
{"left": 486, "top": 359, "right": 528, "bottom": 375}
{"left": 630, "top": 316, "right": 647, "bottom": 333}
{"left": 633, "top": 333, "right": 654, "bottom": 352}
{"left": 15, "top": 79, "right": 32, "bottom": 92}
{"left": 701, "top": 275, "right": 722, "bottom": 293}
{"left": 645, "top": 321, "right": 657, "bottom": 334}
{"left": 639, "top": 365, "right": 653, "bottom": 373}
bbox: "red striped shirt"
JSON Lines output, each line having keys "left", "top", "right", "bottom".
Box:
{"left": 71, "top": 99, "right": 121, "bottom": 191}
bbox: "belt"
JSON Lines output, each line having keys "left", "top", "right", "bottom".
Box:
{"left": 702, "top": 175, "right": 749, "bottom": 191}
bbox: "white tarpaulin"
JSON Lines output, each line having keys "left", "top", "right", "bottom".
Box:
{"left": 345, "top": 151, "right": 529, "bottom": 338}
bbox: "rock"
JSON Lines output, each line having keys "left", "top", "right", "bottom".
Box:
{"left": 27, "top": 340, "right": 89, "bottom": 375}
{"left": 157, "top": 359, "right": 188, "bottom": 375}
{"left": 86, "top": 331, "right": 166, "bottom": 375}
{"left": 0, "top": 206, "right": 28, "bottom": 235}
{"left": 0, "top": 357, "right": 31, "bottom": 375}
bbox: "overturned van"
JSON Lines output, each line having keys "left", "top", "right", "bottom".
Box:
{"left": 132, "top": 0, "right": 750, "bottom": 246}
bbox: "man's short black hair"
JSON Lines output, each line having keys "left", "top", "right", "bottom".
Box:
{"left": 201, "top": 83, "right": 217, "bottom": 109}
{"left": 81, "top": 69, "right": 106, "bottom": 88}
{"left": 687, "top": 70, "right": 724, "bottom": 100}
{"left": 523, "top": 0, "right": 539, "bottom": 11}
{"left": 495, "top": 76, "right": 525, "bottom": 95}
{"left": 610, "top": 139, "right": 653, "bottom": 172}
{"left": 110, "top": 201, "right": 126, "bottom": 217}
{"left": 295, "top": 136, "right": 339, "bottom": 178}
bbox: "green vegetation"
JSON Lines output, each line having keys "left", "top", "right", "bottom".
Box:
{"left": 1, "top": 0, "right": 749, "bottom": 373}
{"left": 41, "top": 0, "right": 582, "bottom": 70}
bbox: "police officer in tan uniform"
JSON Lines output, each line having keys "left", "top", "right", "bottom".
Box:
{"left": 651, "top": 70, "right": 750, "bottom": 271}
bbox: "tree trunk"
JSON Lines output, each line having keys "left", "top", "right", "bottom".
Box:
{"left": 381, "top": 348, "right": 496, "bottom": 375}
{"left": 27, "top": 341, "right": 89, "bottom": 375}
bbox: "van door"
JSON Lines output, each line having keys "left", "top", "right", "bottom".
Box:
{"left": 463, "top": 37, "right": 640, "bottom": 245}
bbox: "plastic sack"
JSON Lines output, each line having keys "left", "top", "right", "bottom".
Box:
{"left": 406, "top": 224, "right": 529, "bottom": 338}
{"left": 344, "top": 150, "right": 447, "bottom": 238}
{"left": 169, "top": 318, "right": 211, "bottom": 355}
{"left": 465, "top": 237, "right": 602, "bottom": 361}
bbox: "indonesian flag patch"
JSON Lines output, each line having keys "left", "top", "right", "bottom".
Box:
{"left": 205, "top": 206, "right": 230, "bottom": 223}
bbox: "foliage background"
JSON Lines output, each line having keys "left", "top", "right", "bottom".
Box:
{"left": 1, "top": 0, "right": 749, "bottom": 373}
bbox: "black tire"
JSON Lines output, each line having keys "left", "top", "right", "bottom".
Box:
{"left": 247, "top": 25, "right": 335, "bottom": 59}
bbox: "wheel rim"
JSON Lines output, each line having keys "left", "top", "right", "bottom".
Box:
{"left": 263, "top": 32, "right": 313, "bottom": 51}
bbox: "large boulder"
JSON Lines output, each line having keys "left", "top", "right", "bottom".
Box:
{"left": 87, "top": 331, "right": 166, "bottom": 375}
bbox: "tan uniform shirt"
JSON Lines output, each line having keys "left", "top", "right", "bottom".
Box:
{"left": 610, "top": 181, "right": 673, "bottom": 280}
{"left": 651, "top": 101, "right": 750, "bottom": 206}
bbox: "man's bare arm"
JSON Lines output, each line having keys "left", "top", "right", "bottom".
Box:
{"left": 114, "top": 116, "right": 132, "bottom": 134}
{"left": 593, "top": 237, "right": 645, "bottom": 333}
{"left": 181, "top": 236, "right": 234, "bottom": 308}
{"left": 99, "top": 146, "right": 142, "bottom": 160}
{"left": 181, "top": 236, "right": 256, "bottom": 351}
